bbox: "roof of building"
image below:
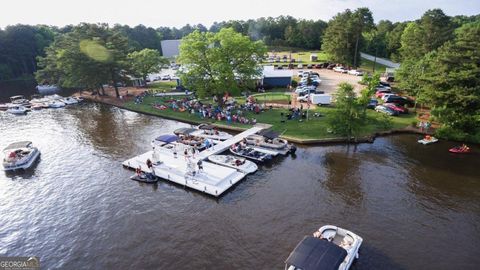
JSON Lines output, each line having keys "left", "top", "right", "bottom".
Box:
{"left": 262, "top": 66, "right": 293, "bottom": 78}
{"left": 285, "top": 236, "right": 347, "bottom": 270}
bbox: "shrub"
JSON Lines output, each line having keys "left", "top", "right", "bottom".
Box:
{"left": 411, "top": 120, "right": 418, "bottom": 127}
{"left": 291, "top": 79, "right": 298, "bottom": 88}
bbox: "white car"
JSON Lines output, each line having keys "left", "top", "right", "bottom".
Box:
{"left": 382, "top": 93, "right": 395, "bottom": 101}
{"left": 348, "top": 69, "right": 363, "bottom": 76}
{"left": 333, "top": 66, "right": 348, "bottom": 73}
{"left": 161, "top": 75, "right": 171, "bottom": 80}
{"left": 297, "top": 64, "right": 304, "bottom": 69}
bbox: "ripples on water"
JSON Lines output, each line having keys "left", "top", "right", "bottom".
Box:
{"left": 1, "top": 103, "right": 479, "bottom": 269}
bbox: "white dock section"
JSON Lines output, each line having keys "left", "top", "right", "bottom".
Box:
{"left": 195, "top": 126, "right": 264, "bottom": 161}
{"left": 123, "top": 126, "right": 268, "bottom": 197}
{"left": 123, "top": 151, "right": 246, "bottom": 197}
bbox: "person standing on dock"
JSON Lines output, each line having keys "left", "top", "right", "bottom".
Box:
{"left": 173, "top": 145, "right": 178, "bottom": 159}
{"left": 184, "top": 149, "right": 189, "bottom": 160}
{"left": 197, "top": 159, "right": 203, "bottom": 173}
{"left": 146, "top": 159, "right": 153, "bottom": 170}
{"left": 191, "top": 147, "right": 196, "bottom": 158}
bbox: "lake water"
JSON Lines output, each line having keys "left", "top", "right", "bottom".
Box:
{"left": 1, "top": 103, "right": 479, "bottom": 269}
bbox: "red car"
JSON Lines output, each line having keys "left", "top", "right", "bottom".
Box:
{"left": 375, "top": 90, "right": 392, "bottom": 98}
{"left": 384, "top": 103, "right": 409, "bottom": 114}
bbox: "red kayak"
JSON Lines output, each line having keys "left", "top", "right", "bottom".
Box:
{"left": 449, "top": 146, "right": 471, "bottom": 153}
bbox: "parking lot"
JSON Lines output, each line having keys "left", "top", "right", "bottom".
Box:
{"left": 294, "top": 68, "right": 364, "bottom": 94}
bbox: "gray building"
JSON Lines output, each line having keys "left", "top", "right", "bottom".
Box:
{"left": 161, "top": 39, "right": 182, "bottom": 58}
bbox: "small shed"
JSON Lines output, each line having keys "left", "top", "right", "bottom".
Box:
{"left": 262, "top": 66, "right": 293, "bottom": 88}
{"left": 310, "top": 54, "right": 318, "bottom": 61}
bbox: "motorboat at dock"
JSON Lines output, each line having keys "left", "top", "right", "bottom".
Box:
{"left": 6, "top": 105, "right": 28, "bottom": 115}
{"left": 207, "top": 155, "right": 258, "bottom": 174}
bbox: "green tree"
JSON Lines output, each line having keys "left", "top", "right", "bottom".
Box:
{"left": 399, "top": 9, "right": 454, "bottom": 61}
{"left": 36, "top": 23, "right": 130, "bottom": 97}
{"left": 128, "top": 48, "right": 168, "bottom": 82}
{"left": 322, "top": 8, "right": 373, "bottom": 67}
{"left": 329, "top": 83, "right": 365, "bottom": 140}
{"left": 177, "top": 28, "right": 267, "bottom": 99}
{"left": 420, "top": 22, "right": 480, "bottom": 133}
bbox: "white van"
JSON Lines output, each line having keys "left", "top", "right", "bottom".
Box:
{"left": 310, "top": 94, "right": 332, "bottom": 105}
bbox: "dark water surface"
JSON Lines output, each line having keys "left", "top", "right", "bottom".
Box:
{"left": 1, "top": 103, "right": 479, "bottom": 270}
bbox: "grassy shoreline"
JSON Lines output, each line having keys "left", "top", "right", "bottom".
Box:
{"left": 121, "top": 94, "right": 418, "bottom": 143}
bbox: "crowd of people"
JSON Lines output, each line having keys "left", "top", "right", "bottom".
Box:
{"left": 153, "top": 94, "right": 263, "bottom": 125}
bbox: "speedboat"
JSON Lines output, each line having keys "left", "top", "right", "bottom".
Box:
{"left": 48, "top": 100, "right": 66, "bottom": 108}
{"left": 62, "top": 97, "right": 79, "bottom": 105}
{"left": 191, "top": 124, "right": 233, "bottom": 141}
{"left": 10, "top": 95, "right": 30, "bottom": 106}
{"left": 6, "top": 105, "right": 28, "bottom": 115}
{"left": 229, "top": 145, "right": 272, "bottom": 162}
{"left": 285, "top": 225, "right": 363, "bottom": 270}
{"left": 2, "top": 141, "right": 40, "bottom": 171}
{"left": 0, "top": 103, "right": 10, "bottom": 111}
{"left": 246, "top": 134, "right": 289, "bottom": 150}
{"left": 418, "top": 136, "right": 438, "bottom": 145}
{"left": 449, "top": 145, "right": 470, "bottom": 154}
{"left": 208, "top": 155, "right": 258, "bottom": 174}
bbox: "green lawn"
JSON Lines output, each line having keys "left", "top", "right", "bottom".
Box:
{"left": 147, "top": 81, "right": 178, "bottom": 93}
{"left": 124, "top": 94, "right": 416, "bottom": 140}
{"left": 263, "top": 51, "right": 330, "bottom": 65}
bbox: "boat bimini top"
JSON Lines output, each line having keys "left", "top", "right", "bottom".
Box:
{"left": 285, "top": 236, "right": 347, "bottom": 270}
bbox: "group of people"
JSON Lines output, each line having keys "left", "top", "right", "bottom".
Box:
{"left": 418, "top": 121, "right": 432, "bottom": 133}
{"left": 154, "top": 94, "right": 263, "bottom": 125}
{"left": 230, "top": 138, "right": 249, "bottom": 153}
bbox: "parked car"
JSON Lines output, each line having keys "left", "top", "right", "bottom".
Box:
{"left": 379, "top": 81, "right": 391, "bottom": 87}
{"left": 375, "top": 90, "right": 392, "bottom": 98}
{"left": 375, "top": 105, "right": 399, "bottom": 116}
{"left": 367, "top": 98, "right": 378, "bottom": 109}
{"left": 277, "top": 66, "right": 283, "bottom": 70}
{"left": 384, "top": 96, "right": 414, "bottom": 106}
{"left": 384, "top": 103, "right": 409, "bottom": 114}
{"left": 326, "top": 63, "right": 336, "bottom": 69}
{"left": 381, "top": 93, "right": 396, "bottom": 101}
{"left": 297, "top": 64, "right": 304, "bottom": 69}
{"left": 307, "top": 64, "right": 313, "bottom": 69}
{"left": 314, "top": 64, "right": 323, "bottom": 69}
{"left": 348, "top": 69, "right": 364, "bottom": 76}
{"left": 161, "top": 75, "right": 171, "bottom": 80}
{"left": 333, "top": 66, "right": 348, "bottom": 73}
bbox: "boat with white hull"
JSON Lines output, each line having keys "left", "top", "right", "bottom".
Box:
{"left": 229, "top": 146, "right": 272, "bottom": 162}
{"left": 48, "top": 100, "right": 66, "bottom": 108}
{"left": 2, "top": 141, "right": 40, "bottom": 171}
{"left": 6, "top": 105, "right": 28, "bottom": 115}
{"left": 62, "top": 97, "right": 79, "bottom": 105}
{"left": 285, "top": 225, "right": 363, "bottom": 270}
{"left": 208, "top": 155, "right": 258, "bottom": 174}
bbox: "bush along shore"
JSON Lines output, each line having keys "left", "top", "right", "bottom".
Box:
{"left": 76, "top": 88, "right": 431, "bottom": 145}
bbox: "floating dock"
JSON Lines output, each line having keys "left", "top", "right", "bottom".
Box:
{"left": 123, "top": 126, "right": 266, "bottom": 197}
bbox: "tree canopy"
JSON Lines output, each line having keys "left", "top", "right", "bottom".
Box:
{"left": 322, "top": 8, "right": 374, "bottom": 67}
{"left": 398, "top": 21, "right": 480, "bottom": 138}
{"left": 177, "top": 28, "right": 267, "bottom": 98}
{"left": 36, "top": 23, "right": 131, "bottom": 97}
{"left": 127, "top": 48, "right": 168, "bottom": 81}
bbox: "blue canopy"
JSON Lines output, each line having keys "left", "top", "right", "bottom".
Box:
{"left": 155, "top": 134, "right": 178, "bottom": 143}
